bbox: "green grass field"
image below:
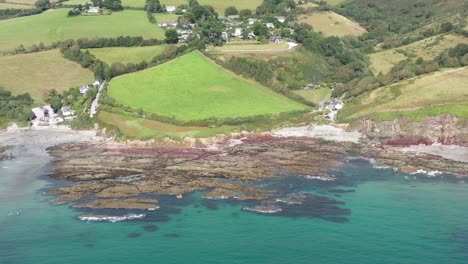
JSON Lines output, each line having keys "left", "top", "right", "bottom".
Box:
{"left": 85, "top": 45, "right": 170, "bottom": 65}
{"left": 0, "top": 9, "right": 165, "bottom": 52}
{"left": 320, "top": 0, "right": 349, "bottom": 6}
{"left": 63, "top": 0, "right": 90, "bottom": 5}
{"left": 0, "top": 2, "right": 34, "bottom": 9}
{"left": 160, "top": 0, "right": 262, "bottom": 14}
{"left": 98, "top": 111, "right": 239, "bottom": 139}
{"left": 338, "top": 67, "right": 468, "bottom": 122}
{"left": 298, "top": 11, "right": 367, "bottom": 37}
{"left": 367, "top": 104, "right": 468, "bottom": 123}
{"left": 0, "top": 49, "right": 94, "bottom": 102}
{"left": 207, "top": 42, "right": 290, "bottom": 53}
{"left": 294, "top": 88, "right": 332, "bottom": 104}
{"left": 108, "top": 51, "right": 308, "bottom": 121}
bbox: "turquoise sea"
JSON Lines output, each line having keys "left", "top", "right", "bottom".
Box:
{"left": 1, "top": 153, "right": 468, "bottom": 264}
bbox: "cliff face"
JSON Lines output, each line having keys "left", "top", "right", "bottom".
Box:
{"left": 350, "top": 114, "right": 468, "bottom": 146}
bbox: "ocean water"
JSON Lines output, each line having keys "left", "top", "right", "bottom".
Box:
{"left": 1, "top": 155, "right": 468, "bottom": 264}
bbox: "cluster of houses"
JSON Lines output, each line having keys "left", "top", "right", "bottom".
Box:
{"left": 156, "top": 13, "right": 293, "bottom": 44}
{"left": 33, "top": 80, "right": 102, "bottom": 127}
{"left": 320, "top": 99, "right": 344, "bottom": 122}
{"left": 220, "top": 15, "right": 289, "bottom": 42}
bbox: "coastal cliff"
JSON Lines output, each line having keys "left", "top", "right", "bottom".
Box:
{"left": 349, "top": 114, "right": 468, "bottom": 146}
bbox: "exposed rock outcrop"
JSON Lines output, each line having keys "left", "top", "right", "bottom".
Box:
{"left": 350, "top": 114, "right": 468, "bottom": 146}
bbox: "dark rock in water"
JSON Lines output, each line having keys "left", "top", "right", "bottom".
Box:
{"left": 244, "top": 193, "right": 350, "bottom": 222}
{"left": 452, "top": 228, "right": 468, "bottom": 252}
{"left": 323, "top": 217, "right": 349, "bottom": 223}
{"left": 328, "top": 189, "right": 355, "bottom": 194}
{"left": 128, "top": 232, "right": 141, "bottom": 238}
{"left": 84, "top": 243, "right": 95, "bottom": 248}
{"left": 143, "top": 225, "right": 159, "bottom": 232}
{"left": 194, "top": 204, "right": 200, "bottom": 208}
{"left": 141, "top": 214, "right": 171, "bottom": 222}
{"left": 231, "top": 212, "right": 239, "bottom": 217}
{"left": 334, "top": 194, "right": 342, "bottom": 197}
{"left": 197, "top": 210, "right": 202, "bottom": 213}
{"left": 201, "top": 200, "right": 219, "bottom": 210}
{"left": 164, "top": 233, "right": 180, "bottom": 238}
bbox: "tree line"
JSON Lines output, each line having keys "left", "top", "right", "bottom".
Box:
{"left": 60, "top": 37, "right": 200, "bottom": 80}
{"left": 0, "top": 88, "right": 34, "bottom": 125}
{"left": 220, "top": 56, "right": 315, "bottom": 107}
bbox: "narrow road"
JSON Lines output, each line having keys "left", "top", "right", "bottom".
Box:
{"left": 217, "top": 42, "right": 298, "bottom": 53}
{"left": 90, "top": 81, "right": 105, "bottom": 118}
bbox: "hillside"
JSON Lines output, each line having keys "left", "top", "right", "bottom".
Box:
{"left": 107, "top": 51, "right": 308, "bottom": 121}
{"left": 370, "top": 34, "right": 468, "bottom": 74}
{"left": 85, "top": 45, "right": 170, "bottom": 65}
{"left": 298, "top": 11, "right": 366, "bottom": 37}
{"left": 337, "top": 0, "right": 468, "bottom": 40}
{"left": 0, "top": 49, "right": 94, "bottom": 102}
{"left": 338, "top": 67, "right": 468, "bottom": 122}
{"left": 0, "top": 9, "right": 165, "bottom": 52}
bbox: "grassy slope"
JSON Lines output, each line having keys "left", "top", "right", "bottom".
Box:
{"left": 370, "top": 34, "right": 468, "bottom": 74}
{"left": 0, "top": 9, "right": 165, "bottom": 52}
{"left": 108, "top": 51, "right": 308, "bottom": 121}
{"left": 339, "top": 67, "right": 468, "bottom": 121}
{"left": 0, "top": 49, "right": 94, "bottom": 102}
{"left": 207, "top": 42, "right": 289, "bottom": 52}
{"left": 63, "top": 0, "right": 91, "bottom": 4}
{"left": 98, "top": 111, "right": 238, "bottom": 139}
{"left": 85, "top": 45, "right": 169, "bottom": 65}
{"left": 321, "top": 0, "right": 349, "bottom": 6}
{"left": 0, "top": 3, "right": 34, "bottom": 9}
{"left": 298, "top": 11, "right": 366, "bottom": 37}
{"left": 294, "top": 88, "right": 332, "bottom": 104}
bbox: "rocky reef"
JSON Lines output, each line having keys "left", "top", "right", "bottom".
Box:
{"left": 46, "top": 136, "right": 344, "bottom": 210}
{"left": 45, "top": 134, "right": 468, "bottom": 217}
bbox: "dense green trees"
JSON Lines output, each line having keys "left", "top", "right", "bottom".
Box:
{"left": 34, "top": 0, "right": 50, "bottom": 10}
{"left": 145, "top": 0, "right": 163, "bottom": 13}
{"left": 256, "top": 0, "right": 296, "bottom": 15}
{"left": 165, "top": 29, "right": 179, "bottom": 44}
{"left": 224, "top": 6, "right": 238, "bottom": 16}
{"left": 91, "top": 0, "right": 122, "bottom": 10}
{"left": 0, "top": 88, "right": 34, "bottom": 124}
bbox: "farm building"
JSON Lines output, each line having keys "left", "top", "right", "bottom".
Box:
{"left": 87, "top": 6, "right": 100, "bottom": 13}
{"left": 166, "top": 6, "right": 176, "bottom": 13}
{"left": 275, "top": 16, "right": 286, "bottom": 23}
{"left": 158, "top": 21, "right": 178, "bottom": 27}
{"left": 79, "top": 85, "right": 92, "bottom": 94}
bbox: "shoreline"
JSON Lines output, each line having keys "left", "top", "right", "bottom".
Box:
{"left": 1, "top": 122, "right": 467, "bottom": 218}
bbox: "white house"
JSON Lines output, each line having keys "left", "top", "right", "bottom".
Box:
{"left": 166, "top": 6, "right": 176, "bottom": 13}
{"left": 79, "top": 85, "right": 91, "bottom": 95}
{"left": 247, "top": 18, "right": 257, "bottom": 25}
{"left": 270, "top": 36, "right": 282, "bottom": 43}
{"left": 275, "top": 16, "right": 286, "bottom": 23}
{"left": 61, "top": 106, "right": 74, "bottom": 116}
{"left": 233, "top": 28, "right": 242, "bottom": 37}
{"left": 158, "top": 21, "right": 178, "bottom": 27}
{"left": 265, "top": 23, "right": 275, "bottom": 29}
{"left": 227, "top": 15, "right": 240, "bottom": 20}
{"left": 93, "top": 80, "right": 101, "bottom": 86}
{"left": 87, "top": 6, "right": 100, "bottom": 13}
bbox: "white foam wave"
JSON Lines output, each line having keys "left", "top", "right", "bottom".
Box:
{"left": 78, "top": 213, "right": 146, "bottom": 223}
